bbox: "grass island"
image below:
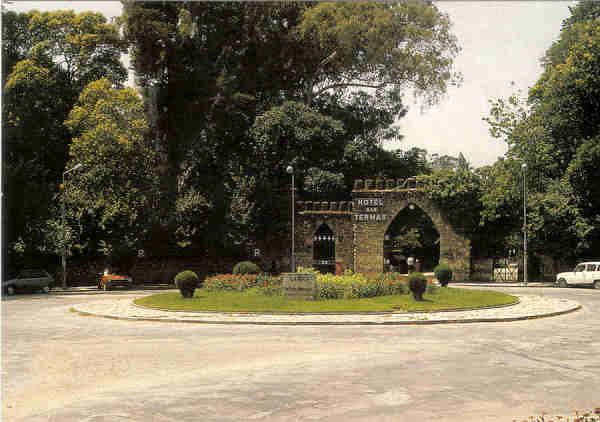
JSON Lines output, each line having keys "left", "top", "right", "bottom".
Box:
{"left": 134, "top": 287, "right": 518, "bottom": 313}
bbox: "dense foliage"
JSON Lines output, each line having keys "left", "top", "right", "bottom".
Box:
{"left": 232, "top": 261, "right": 262, "bottom": 275}
{"left": 298, "top": 267, "right": 438, "bottom": 300}
{"left": 434, "top": 263, "right": 453, "bottom": 287}
{"left": 204, "top": 273, "right": 269, "bottom": 292}
{"left": 120, "top": 1, "right": 461, "bottom": 259}
{"left": 204, "top": 268, "right": 441, "bottom": 301}
{"left": 483, "top": 1, "right": 600, "bottom": 263}
{"left": 4, "top": 2, "right": 463, "bottom": 275}
{"left": 2, "top": 9, "right": 126, "bottom": 275}
{"left": 58, "top": 79, "right": 159, "bottom": 266}
{"left": 408, "top": 272, "right": 428, "bottom": 301}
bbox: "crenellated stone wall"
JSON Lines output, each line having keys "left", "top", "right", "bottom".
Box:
{"left": 353, "top": 176, "right": 426, "bottom": 191}
{"left": 295, "top": 203, "right": 354, "bottom": 273}
{"left": 294, "top": 177, "right": 472, "bottom": 281}
{"left": 296, "top": 201, "right": 353, "bottom": 212}
{"left": 351, "top": 178, "right": 471, "bottom": 280}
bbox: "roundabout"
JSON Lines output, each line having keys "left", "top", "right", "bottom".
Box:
{"left": 3, "top": 285, "right": 598, "bottom": 422}
{"left": 72, "top": 293, "right": 581, "bottom": 325}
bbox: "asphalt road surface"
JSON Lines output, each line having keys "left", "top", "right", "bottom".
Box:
{"left": 2, "top": 286, "right": 599, "bottom": 422}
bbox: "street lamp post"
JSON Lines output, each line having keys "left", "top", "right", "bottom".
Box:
{"left": 62, "top": 163, "right": 83, "bottom": 288}
{"left": 522, "top": 163, "right": 528, "bottom": 285}
{"left": 286, "top": 165, "right": 296, "bottom": 273}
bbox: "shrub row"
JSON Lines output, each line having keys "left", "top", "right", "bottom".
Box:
{"left": 174, "top": 261, "right": 267, "bottom": 298}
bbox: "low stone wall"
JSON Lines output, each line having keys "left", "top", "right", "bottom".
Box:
{"left": 282, "top": 273, "right": 317, "bottom": 301}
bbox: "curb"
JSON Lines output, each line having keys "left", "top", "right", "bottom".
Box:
{"left": 71, "top": 299, "right": 582, "bottom": 326}
{"left": 71, "top": 305, "right": 582, "bottom": 325}
{"left": 454, "top": 283, "right": 556, "bottom": 288}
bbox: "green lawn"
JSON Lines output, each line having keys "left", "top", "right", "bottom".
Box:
{"left": 134, "top": 287, "right": 518, "bottom": 313}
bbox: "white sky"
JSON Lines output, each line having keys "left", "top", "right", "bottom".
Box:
{"left": 7, "top": 0, "right": 577, "bottom": 168}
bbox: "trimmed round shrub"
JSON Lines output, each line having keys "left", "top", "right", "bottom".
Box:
{"left": 408, "top": 272, "right": 427, "bottom": 301}
{"left": 233, "top": 261, "right": 261, "bottom": 275}
{"left": 434, "top": 263, "right": 453, "bottom": 287}
{"left": 175, "top": 270, "right": 199, "bottom": 298}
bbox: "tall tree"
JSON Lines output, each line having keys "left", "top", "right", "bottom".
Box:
{"left": 59, "top": 79, "right": 159, "bottom": 265}
{"left": 122, "top": 1, "right": 461, "bottom": 254}
{"left": 483, "top": 1, "right": 600, "bottom": 261}
{"left": 2, "top": 9, "right": 127, "bottom": 272}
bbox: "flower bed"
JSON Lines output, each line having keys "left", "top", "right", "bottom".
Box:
{"left": 298, "top": 267, "right": 439, "bottom": 300}
{"left": 204, "top": 269, "right": 439, "bottom": 300}
{"left": 204, "top": 273, "right": 280, "bottom": 292}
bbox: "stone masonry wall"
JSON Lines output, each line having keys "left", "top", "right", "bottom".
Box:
{"left": 351, "top": 178, "right": 471, "bottom": 280}
{"left": 295, "top": 201, "right": 354, "bottom": 273}
{"left": 295, "top": 177, "right": 472, "bottom": 280}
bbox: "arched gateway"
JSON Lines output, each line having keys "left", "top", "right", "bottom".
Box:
{"left": 294, "top": 177, "right": 471, "bottom": 281}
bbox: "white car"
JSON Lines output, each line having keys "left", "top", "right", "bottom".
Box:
{"left": 556, "top": 262, "right": 600, "bottom": 289}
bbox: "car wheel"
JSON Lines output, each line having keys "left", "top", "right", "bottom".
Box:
{"left": 6, "top": 286, "right": 15, "bottom": 295}
{"left": 594, "top": 280, "right": 600, "bottom": 290}
{"left": 558, "top": 278, "right": 568, "bottom": 288}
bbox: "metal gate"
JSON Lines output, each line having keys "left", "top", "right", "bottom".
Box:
{"left": 313, "top": 224, "right": 336, "bottom": 274}
{"left": 492, "top": 258, "right": 519, "bottom": 281}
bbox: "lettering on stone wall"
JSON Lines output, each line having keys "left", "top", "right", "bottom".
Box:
{"left": 353, "top": 197, "right": 387, "bottom": 223}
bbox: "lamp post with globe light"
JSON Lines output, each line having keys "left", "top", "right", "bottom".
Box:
{"left": 62, "top": 163, "right": 83, "bottom": 288}
{"left": 522, "top": 162, "right": 528, "bottom": 285}
{"left": 286, "top": 165, "right": 296, "bottom": 272}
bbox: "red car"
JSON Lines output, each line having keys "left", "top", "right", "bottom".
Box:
{"left": 98, "top": 269, "right": 134, "bottom": 291}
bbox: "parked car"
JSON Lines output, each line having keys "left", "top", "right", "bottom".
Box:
{"left": 556, "top": 262, "right": 600, "bottom": 289}
{"left": 2, "top": 269, "right": 54, "bottom": 295}
{"left": 98, "top": 269, "right": 134, "bottom": 291}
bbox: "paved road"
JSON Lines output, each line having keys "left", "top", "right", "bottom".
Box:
{"left": 2, "top": 286, "right": 599, "bottom": 422}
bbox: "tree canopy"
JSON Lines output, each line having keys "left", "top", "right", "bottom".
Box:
{"left": 60, "top": 79, "right": 159, "bottom": 264}
{"left": 2, "top": 9, "right": 127, "bottom": 273}
{"left": 120, "top": 1, "right": 461, "bottom": 256}
{"left": 4, "top": 2, "right": 463, "bottom": 274}
{"left": 483, "top": 0, "right": 600, "bottom": 262}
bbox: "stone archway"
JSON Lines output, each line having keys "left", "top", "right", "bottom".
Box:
{"left": 384, "top": 203, "right": 440, "bottom": 274}
{"left": 352, "top": 178, "right": 471, "bottom": 281}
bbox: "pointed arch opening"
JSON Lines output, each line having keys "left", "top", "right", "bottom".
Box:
{"left": 383, "top": 203, "right": 440, "bottom": 273}
{"left": 313, "top": 224, "right": 336, "bottom": 274}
